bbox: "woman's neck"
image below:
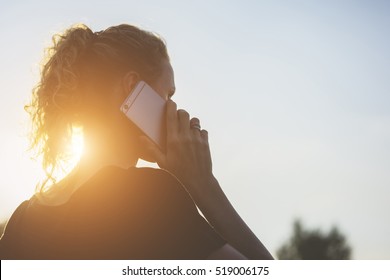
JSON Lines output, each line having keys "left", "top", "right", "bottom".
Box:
{"left": 36, "top": 133, "right": 139, "bottom": 206}
{"left": 82, "top": 140, "right": 139, "bottom": 170}
{"left": 74, "top": 133, "right": 140, "bottom": 184}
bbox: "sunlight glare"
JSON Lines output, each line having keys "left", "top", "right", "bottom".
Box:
{"left": 55, "top": 126, "right": 85, "bottom": 181}
{"left": 70, "top": 127, "right": 84, "bottom": 164}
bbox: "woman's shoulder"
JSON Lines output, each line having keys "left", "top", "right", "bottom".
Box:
{"left": 81, "top": 165, "right": 182, "bottom": 194}
{"left": 26, "top": 166, "right": 186, "bottom": 213}
{"left": 71, "top": 166, "right": 189, "bottom": 210}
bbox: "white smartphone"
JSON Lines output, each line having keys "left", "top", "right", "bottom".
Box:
{"left": 120, "top": 81, "right": 166, "bottom": 151}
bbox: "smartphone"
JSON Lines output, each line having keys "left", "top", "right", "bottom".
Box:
{"left": 120, "top": 81, "right": 166, "bottom": 151}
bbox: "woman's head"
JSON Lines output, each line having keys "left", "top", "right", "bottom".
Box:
{"left": 27, "top": 23, "right": 174, "bottom": 186}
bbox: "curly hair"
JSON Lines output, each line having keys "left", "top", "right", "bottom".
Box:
{"left": 25, "top": 23, "right": 168, "bottom": 190}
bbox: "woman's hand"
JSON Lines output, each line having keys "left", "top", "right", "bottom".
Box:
{"left": 140, "top": 100, "right": 215, "bottom": 198}
{"left": 140, "top": 100, "right": 274, "bottom": 260}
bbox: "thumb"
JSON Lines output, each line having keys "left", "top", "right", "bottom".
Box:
{"left": 139, "top": 136, "right": 165, "bottom": 167}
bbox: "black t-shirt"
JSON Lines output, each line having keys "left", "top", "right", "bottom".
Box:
{"left": 0, "top": 166, "right": 225, "bottom": 259}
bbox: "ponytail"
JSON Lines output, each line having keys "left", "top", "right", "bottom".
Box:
{"left": 26, "top": 24, "right": 95, "bottom": 190}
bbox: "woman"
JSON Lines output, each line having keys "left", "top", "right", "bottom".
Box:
{"left": 0, "top": 24, "right": 273, "bottom": 260}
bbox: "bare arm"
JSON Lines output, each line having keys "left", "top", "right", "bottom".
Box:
{"left": 187, "top": 175, "right": 273, "bottom": 260}
{"left": 141, "top": 100, "right": 273, "bottom": 260}
{"left": 207, "top": 244, "right": 247, "bottom": 260}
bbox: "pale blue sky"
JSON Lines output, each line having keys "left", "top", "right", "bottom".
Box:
{"left": 0, "top": 0, "right": 389, "bottom": 259}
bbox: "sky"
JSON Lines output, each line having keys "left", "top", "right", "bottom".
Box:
{"left": 0, "top": 0, "right": 389, "bottom": 259}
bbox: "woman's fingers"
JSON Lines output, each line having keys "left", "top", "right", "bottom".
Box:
{"left": 166, "top": 100, "right": 178, "bottom": 141}
{"left": 190, "top": 117, "right": 201, "bottom": 138}
{"left": 190, "top": 117, "right": 201, "bottom": 129}
{"left": 139, "top": 100, "right": 211, "bottom": 179}
{"left": 177, "top": 109, "right": 190, "bottom": 133}
{"left": 190, "top": 117, "right": 200, "bottom": 128}
{"left": 162, "top": 101, "right": 213, "bottom": 187}
{"left": 166, "top": 100, "right": 201, "bottom": 135}
{"left": 200, "top": 129, "right": 208, "bottom": 142}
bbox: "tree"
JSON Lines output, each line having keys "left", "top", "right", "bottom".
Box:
{"left": 277, "top": 220, "right": 352, "bottom": 260}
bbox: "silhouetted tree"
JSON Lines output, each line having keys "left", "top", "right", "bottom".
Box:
{"left": 277, "top": 220, "right": 352, "bottom": 260}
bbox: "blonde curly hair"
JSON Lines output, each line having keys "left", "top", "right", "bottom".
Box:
{"left": 25, "top": 23, "right": 168, "bottom": 190}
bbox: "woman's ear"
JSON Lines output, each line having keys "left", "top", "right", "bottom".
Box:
{"left": 110, "top": 71, "right": 140, "bottom": 110}
{"left": 122, "top": 71, "right": 140, "bottom": 96}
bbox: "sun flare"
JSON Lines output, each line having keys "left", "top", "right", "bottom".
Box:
{"left": 68, "top": 127, "right": 84, "bottom": 168}
{"left": 70, "top": 127, "right": 85, "bottom": 163}
{"left": 55, "top": 127, "right": 85, "bottom": 181}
